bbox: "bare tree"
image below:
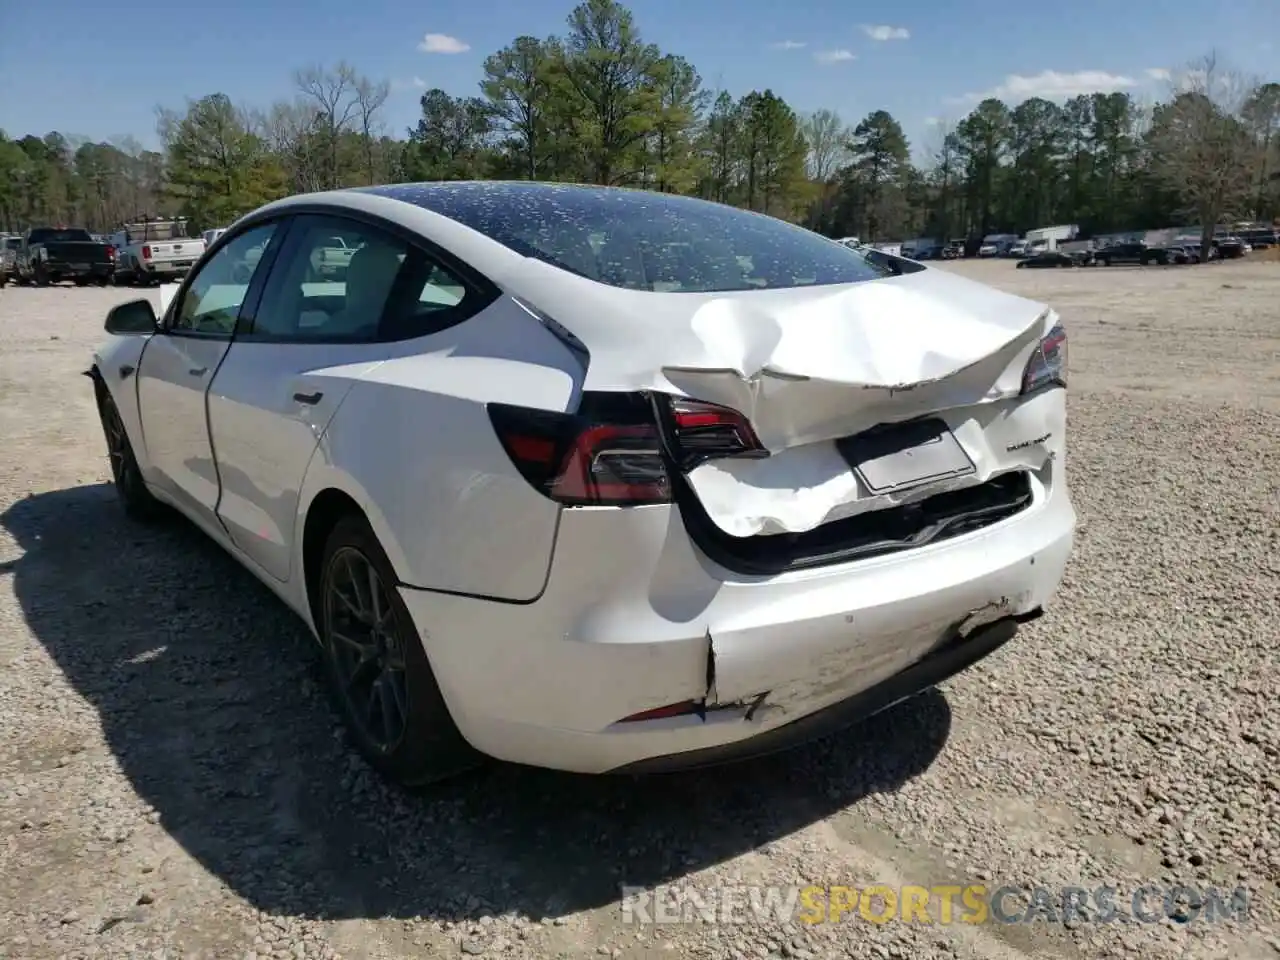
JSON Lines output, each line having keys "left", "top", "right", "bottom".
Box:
{"left": 293, "top": 62, "right": 361, "bottom": 189}
{"left": 1148, "top": 53, "right": 1258, "bottom": 250}
{"left": 254, "top": 100, "right": 325, "bottom": 194}
{"left": 1242, "top": 82, "right": 1280, "bottom": 220}
{"left": 354, "top": 77, "right": 391, "bottom": 185}
{"left": 801, "top": 109, "right": 846, "bottom": 181}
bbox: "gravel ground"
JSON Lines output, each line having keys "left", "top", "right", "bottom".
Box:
{"left": 1, "top": 259, "right": 1278, "bottom": 960}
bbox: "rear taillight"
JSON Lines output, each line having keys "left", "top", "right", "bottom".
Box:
{"left": 1021, "top": 319, "right": 1067, "bottom": 395}
{"left": 141, "top": 245, "right": 151, "bottom": 259}
{"left": 487, "top": 392, "right": 765, "bottom": 507}
{"left": 106, "top": 245, "right": 116, "bottom": 260}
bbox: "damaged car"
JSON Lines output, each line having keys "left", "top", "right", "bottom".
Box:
{"left": 86, "top": 182, "right": 1075, "bottom": 786}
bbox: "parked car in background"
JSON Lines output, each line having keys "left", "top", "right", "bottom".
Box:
{"left": 1094, "top": 242, "right": 1159, "bottom": 266}
{"left": 202, "top": 228, "right": 228, "bottom": 247}
{"left": 14, "top": 227, "right": 115, "bottom": 286}
{"left": 87, "top": 181, "right": 1074, "bottom": 786}
{"left": 0, "top": 240, "right": 15, "bottom": 288}
{"left": 1016, "top": 251, "right": 1077, "bottom": 269}
{"left": 1212, "top": 236, "right": 1247, "bottom": 259}
{"left": 111, "top": 218, "right": 207, "bottom": 286}
{"left": 1240, "top": 228, "right": 1277, "bottom": 249}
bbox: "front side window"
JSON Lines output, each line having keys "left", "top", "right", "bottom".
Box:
{"left": 250, "top": 214, "right": 476, "bottom": 342}
{"left": 172, "top": 222, "right": 278, "bottom": 335}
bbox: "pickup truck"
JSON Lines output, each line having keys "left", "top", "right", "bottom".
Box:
{"left": 307, "top": 234, "right": 360, "bottom": 280}
{"left": 110, "top": 218, "right": 206, "bottom": 286}
{"left": 14, "top": 227, "right": 115, "bottom": 286}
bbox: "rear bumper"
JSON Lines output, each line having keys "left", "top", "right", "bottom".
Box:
{"left": 612, "top": 614, "right": 1022, "bottom": 774}
{"left": 141, "top": 262, "right": 194, "bottom": 279}
{"left": 397, "top": 461, "right": 1075, "bottom": 775}
{"left": 43, "top": 262, "right": 112, "bottom": 278}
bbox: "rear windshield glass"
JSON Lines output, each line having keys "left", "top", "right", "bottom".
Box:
{"left": 28, "top": 229, "right": 94, "bottom": 243}
{"left": 365, "top": 183, "right": 892, "bottom": 293}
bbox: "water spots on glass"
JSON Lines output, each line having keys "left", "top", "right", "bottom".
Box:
{"left": 354, "top": 182, "right": 891, "bottom": 293}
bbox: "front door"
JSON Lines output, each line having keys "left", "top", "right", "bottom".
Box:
{"left": 208, "top": 213, "right": 446, "bottom": 582}
{"left": 135, "top": 221, "right": 282, "bottom": 532}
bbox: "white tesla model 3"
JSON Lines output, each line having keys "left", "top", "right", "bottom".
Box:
{"left": 87, "top": 182, "right": 1075, "bottom": 786}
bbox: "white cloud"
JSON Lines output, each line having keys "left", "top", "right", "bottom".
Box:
{"left": 862, "top": 25, "right": 910, "bottom": 41}
{"left": 813, "top": 49, "right": 856, "bottom": 65}
{"left": 948, "top": 69, "right": 1138, "bottom": 105}
{"left": 418, "top": 33, "right": 469, "bottom": 54}
{"left": 770, "top": 40, "right": 806, "bottom": 50}
{"left": 1145, "top": 67, "right": 1171, "bottom": 81}
{"left": 923, "top": 116, "right": 942, "bottom": 126}
{"left": 392, "top": 76, "right": 428, "bottom": 92}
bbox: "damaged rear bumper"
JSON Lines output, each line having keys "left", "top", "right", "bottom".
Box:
{"left": 610, "top": 613, "right": 1025, "bottom": 774}
{"left": 397, "top": 460, "right": 1074, "bottom": 775}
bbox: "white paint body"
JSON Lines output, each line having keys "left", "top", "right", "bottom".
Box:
{"left": 92, "top": 188, "right": 1075, "bottom": 775}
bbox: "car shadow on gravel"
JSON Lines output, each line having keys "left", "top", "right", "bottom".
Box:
{"left": 3, "top": 483, "right": 952, "bottom": 925}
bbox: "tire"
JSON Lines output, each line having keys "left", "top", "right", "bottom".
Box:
{"left": 97, "top": 389, "right": 163, "bottom": 521}
{"left": 34, "top": 263, "right": 50, "bottom": 286}
{"left": 317, "top": 514, "right": 481, "bottom": 787}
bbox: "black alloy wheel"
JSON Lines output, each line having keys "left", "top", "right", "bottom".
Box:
{"left": 317, "top": 515, "right": 479, "bottom": 786}
{"left": 323, "top": 546, "right": 411, "bottom": 755}
{"left": 98, "top": 391, "right": 162, "bottom": 519}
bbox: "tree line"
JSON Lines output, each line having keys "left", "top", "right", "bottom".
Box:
{"left": 1, "top": 0, "right": 1277, "bottom": 252}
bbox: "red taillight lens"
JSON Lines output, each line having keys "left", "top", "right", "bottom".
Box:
{"left": 488, "top": 393, "right": 764, "bottom": 507}
{"left": 141, "top": 245, "right": 151, "bottom": 259}
{"left": 619, "top": 701, "right": 700, "bottom": 723}
{"left": 1020, "top": 320, "right": 1068, "bottom": 395}
{"left": 550, "top": 422, "right": 669, "bottom": 504}
{"left": 666, "top": 399, "right": 765, "bottom": 471}
{"left": 106, "top": 245, "right": 116, "bottom": 259}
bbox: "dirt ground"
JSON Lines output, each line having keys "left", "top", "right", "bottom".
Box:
{"left": 1, "top": 258, "right": 1278, "bottom": 960}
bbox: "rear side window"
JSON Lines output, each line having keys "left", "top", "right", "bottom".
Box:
{"left": 246, "top": 213, "right": 481, "bottom": 343}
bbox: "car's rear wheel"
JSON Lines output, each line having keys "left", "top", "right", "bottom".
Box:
{"left": 98, "top": 390, "right": 163, "bottom": 520}
{"left": 318, "top": 515, "right": 480, "bottom": 787}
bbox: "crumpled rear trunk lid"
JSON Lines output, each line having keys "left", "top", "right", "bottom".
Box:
{"left": 508, "top": 261, "right": 1058, "bottom": 542}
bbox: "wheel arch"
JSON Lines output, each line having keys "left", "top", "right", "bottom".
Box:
{"left": 294, "top": 464, "right": 415, "bottom": 638}
{"left": 300, "top": 487, "right": 366, "bottom": 635}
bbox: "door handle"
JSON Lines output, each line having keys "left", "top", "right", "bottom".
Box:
{"left": 293, "top": 391, "right": 323, "bottom": 405}
{"left": 188, "top": 366, "right": 207, "bottom": 377}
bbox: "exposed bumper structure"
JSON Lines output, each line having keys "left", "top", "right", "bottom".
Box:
{"left": 397, "top": 459, "right": 1074, "bottom": 775}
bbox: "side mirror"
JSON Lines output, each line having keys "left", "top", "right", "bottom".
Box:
{"left": 104, "top": 299, "right": 158, "bottom": 335}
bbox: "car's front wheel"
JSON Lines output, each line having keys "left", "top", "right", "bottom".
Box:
{"left": 97, "top": 390, "right": 163, "bottom": 520}
{"left": 318, "top": 515, "right": 480, "bottom": 787}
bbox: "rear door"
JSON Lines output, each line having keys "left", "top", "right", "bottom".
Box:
{"left": 134, "top": 221, "right": 283, "bottom": 530}
{"left": 205, "top": 212, "right": 488, "bottom": 582}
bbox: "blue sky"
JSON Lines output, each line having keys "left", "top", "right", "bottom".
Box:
{"left": 1, "top": 0, "right": 1275, "bottom": 159}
